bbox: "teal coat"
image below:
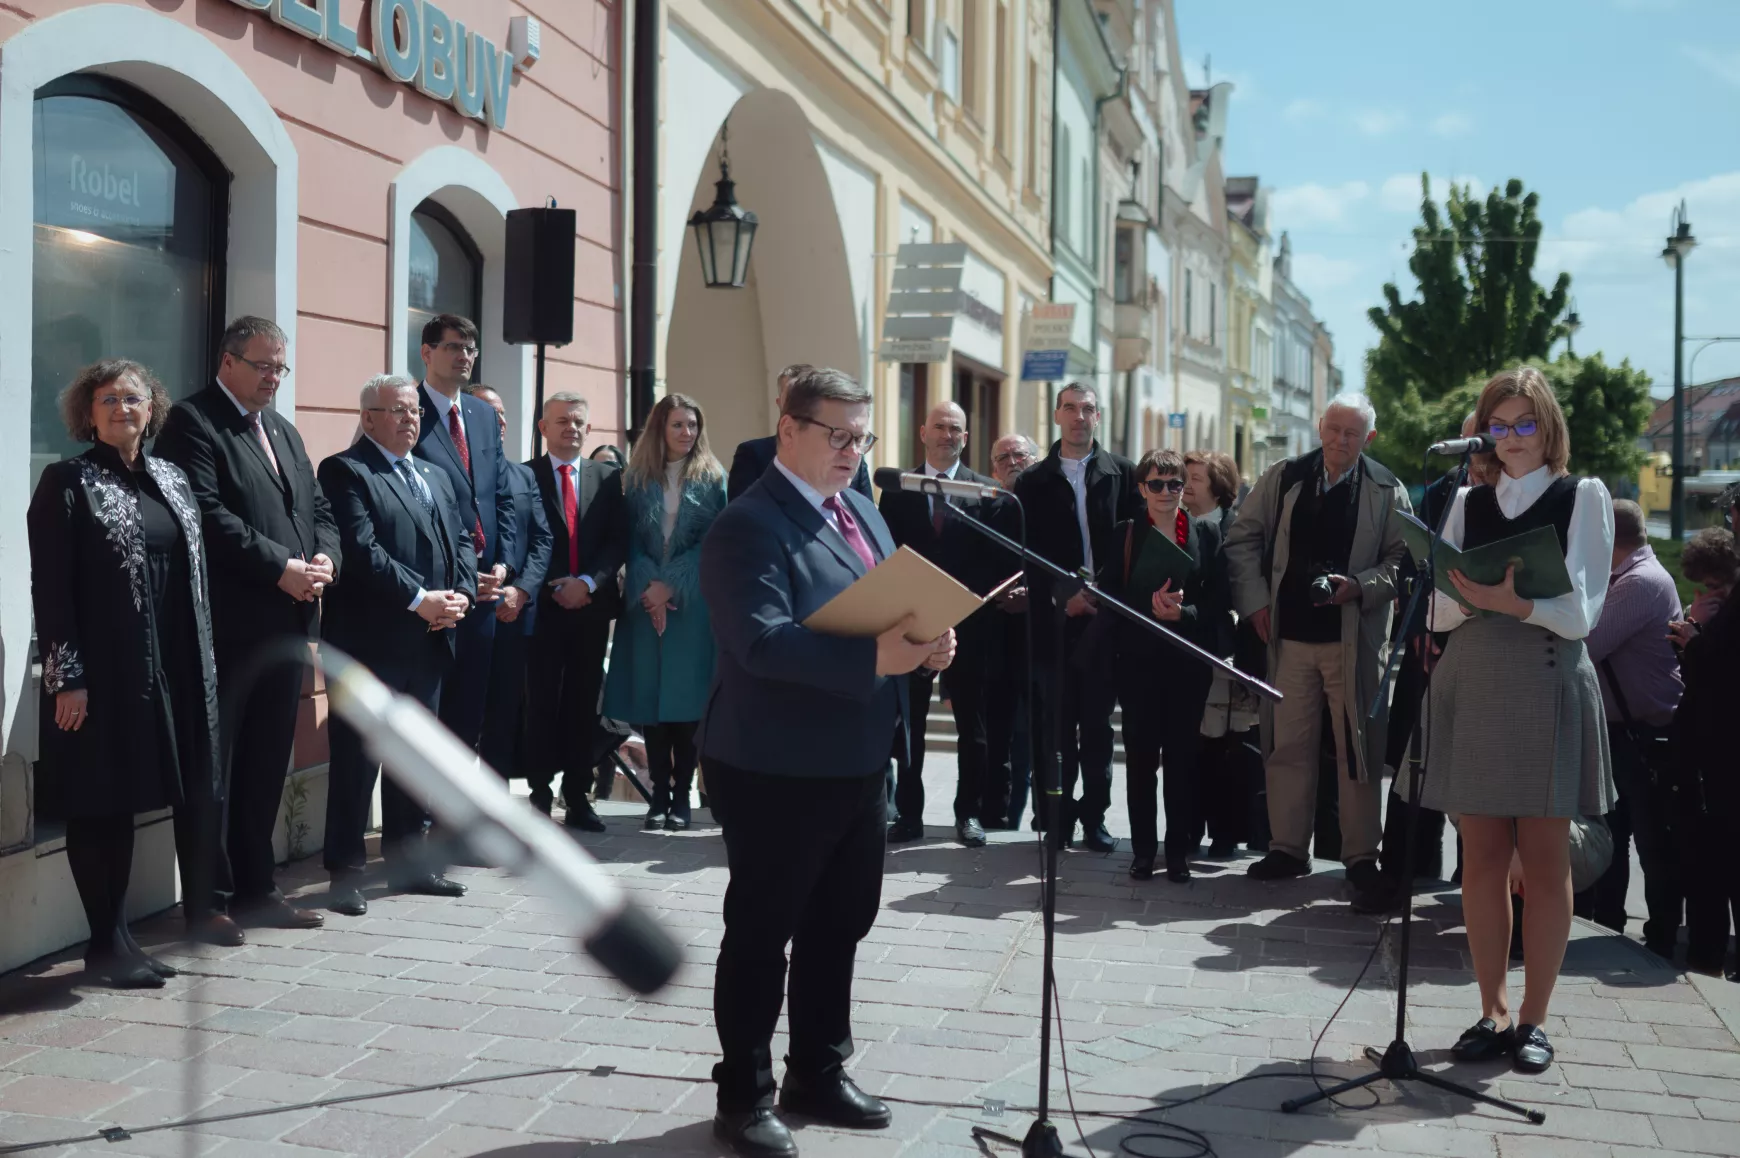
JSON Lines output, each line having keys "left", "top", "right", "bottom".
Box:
{"left": 602, "top": 471, "right": 727, "bottom": 724}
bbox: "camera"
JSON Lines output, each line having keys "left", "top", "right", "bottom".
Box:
{"left": 1309, "top": 570, "right": 1338, "bottom": 606}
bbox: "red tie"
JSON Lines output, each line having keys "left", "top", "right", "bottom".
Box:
{"left": 823, "top": 495, "right": 876, "bottom": 570}
{"left": 559, "top": 464, "right": 580, "bottom": 576}
{"left": 448, "top": 406, "right": 486, "bottom": 556}
{"left": 932, "top": 494, "right": 948, "bottom": 536}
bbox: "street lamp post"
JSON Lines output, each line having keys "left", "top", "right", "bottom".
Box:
{"left": 1563, "top": 300, "right": 1581, "bottom": 358}
{"left": 1663, "top": 201, "right": 1697, "bottom": 539}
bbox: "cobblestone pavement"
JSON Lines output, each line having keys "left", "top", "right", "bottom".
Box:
{"left": 2, "top": 765, "right": 1737, "bottom": 1158}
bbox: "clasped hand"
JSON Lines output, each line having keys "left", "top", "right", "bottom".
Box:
{"left": 417, "top": 590, "right": 468, "bottom": 630}
{"left": 1151, "top": 580, "right": 1184, "bottom": 622}
{"left": 1448, "top": 565, "right": 1532, "bottom": 619}
{"left": 876, "top": 615, "right": 955, "bottom": 675}
{"left": 278, "top": 553, "right": 335, "bottom": 602}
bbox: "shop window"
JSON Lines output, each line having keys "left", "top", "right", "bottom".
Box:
{"left": 32, "top": 76, "right": 226, "bottom": 489}
{"left": 898, "top": 362, "right": 930, "bottom": 470}
{"left": 406, "top": 200, "right": 482, "bottom": 383}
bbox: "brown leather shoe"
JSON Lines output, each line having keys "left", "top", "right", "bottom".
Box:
{"left": 241, "top": 895, "right": 325, "bottom": 930}
{"left": 186, "top": 913, "right": 246, "bottom": 947}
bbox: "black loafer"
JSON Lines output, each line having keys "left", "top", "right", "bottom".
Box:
{"left": 328, "top": 881, "right": 368, "bottom": 917}
{"left": 564, "top": 806, "right": 607, "bottom": 833}
{"left": 886, "top": 817, "right": 924, "bottom": 843}
{"left": 390, "top": 873, "right": 466, "bottom": 898}
{"left": 1512, "top": 1024, "right": 1554, "bottom": 1073}
{"left": 1451, "top": 1018, "right": 1515, "bottom": 1063}
{"left": 1207, "top": 840, "right": 1239, "bottom": 858}
{"left": 1128, "top": 855, "right": 1155, "bottom": 880}
{"left": 1166, "top": 860, "right": 1191, "bottom": 884}
{"left": 778, "top": 1071, "right": 890, "bottom": 1129}
{"left": 1247, "top": 850, "right": 1310, "bottom": 880}
{"left": 1081, "top": 824, "right": 1117, "bottom": 853}
{"left": 956, "top": 819, "right": 987, "bottom": 848}
{"left": 713, "top": 1108, "right": 797, "bottom": 1158}
{"left": 643, "top": 810, "right": 668, "bottom": 831}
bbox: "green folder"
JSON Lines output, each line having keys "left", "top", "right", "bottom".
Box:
{"left": 1127, "top": 526, "right": 1195, "bottom": 596}
{"left": 1397, "top": 509, "right": 1573, "bottom": 616}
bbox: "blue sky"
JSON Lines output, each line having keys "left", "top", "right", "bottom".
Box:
{"left": 1174, "top": 0, "right": 1740, "bottom": 397}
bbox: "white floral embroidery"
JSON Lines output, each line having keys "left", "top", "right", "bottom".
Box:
{"left": 76, "top": 459, "right": 145, "bottom": 612}
{"left": 148, "top": 460, "right": 205, "bottom": 606}
{"left": 42, "top": 641, "right": 83, "bottom": 694}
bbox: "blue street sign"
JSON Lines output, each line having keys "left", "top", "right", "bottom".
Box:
{"left": 1021, "top": 349, "right": 1069, "bottom": 381}
{"left": 1167, "top": 412, "right": 1187, "bottom": 429}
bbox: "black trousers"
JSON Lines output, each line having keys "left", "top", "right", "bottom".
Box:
{"left": 643, "top": 722, "right": 699, "bottom": 812}
{"left": 1379, "top": 634, "right": 1448, "bottom": 879}
{"left": 171, "top": 762, "right": 233, "bottom": 922}
{"left": 1121, "top": 666, "right": 1211, "bottom": 863}
{"left": 892, "top": 642, "right": 992, "bottom": 825}
{"left": 891, "top": 669, "right": 937, "bottom": 825}
{"left": 1037, "top": 622, "right": 1117, "bottom": 833}
{"left": 983, "top": 612, "right": 1031, "bottom": 827}
{"left": 1577, "top": 723, "right": 1681, "bottom": 946}
{"left": 217, "top": 645, "right": 305, "bottom": 905}
{"left": 322, "top": 649, "right": 445, "bottom": 874}
{"left": 525, "top": 607, "right": 611, "bottom": 808}
{"left": 708, "top": 758, "right": 886, "bottom": 1111}
{"left": 1684, "top": 778, "right": 1737, "bottom": 971}
{"left": 479, "top": 613, "right": 534, "bottom": 780}
{"left": 438, "top": 601, "right": 497, "bottom": 750}
{"left": 65, "top": 814, "right": 135, "bottom": 961}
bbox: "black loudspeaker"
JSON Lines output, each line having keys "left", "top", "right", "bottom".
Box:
{"left": 503, "top": 207, "right": 576, "bottom": 345}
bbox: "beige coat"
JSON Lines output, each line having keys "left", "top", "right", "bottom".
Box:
{"left": 1224, "top": 451, "right": 1412, "bottom": 783}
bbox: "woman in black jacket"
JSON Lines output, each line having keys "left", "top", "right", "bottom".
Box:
{"left": 1100, "top": 448, "right": 1231, "bottom": 882}
{"left": 28, "top": 359, "right": 221, "bottom": 988}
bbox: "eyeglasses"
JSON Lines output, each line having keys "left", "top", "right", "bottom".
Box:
{"left": 95, "top": 394, "right": 149, "bottom": 411}
{"left": 796, "top": 416, "right": 878, "bottom": 454}
{"left": 235, "top": 357, "right": 290, "bottom": 379}
{"left": 1489, "top": 419, "right": 1539, "bottom": 440}
{"left": 436, "top": 342, "right": 479, "bottom": 357}
{"left": 365, "top": 405, "right": 419, "bottom": 418}
{"left": 1142, "top": 477, "right": 1186, "bottom": 494}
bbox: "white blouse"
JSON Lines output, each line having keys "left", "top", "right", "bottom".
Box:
{"left": 1427, "top": 466, "right": 1615, "bottom": 640}
{"left": 661, "top": 460, "right": 684, "bottom": 545}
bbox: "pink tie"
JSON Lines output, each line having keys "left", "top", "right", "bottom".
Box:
{"left": 251, "top": 412, "right": 280, "bottom": 476}
{"left": 822, "top": 495, "right": 876, "bottom": 570}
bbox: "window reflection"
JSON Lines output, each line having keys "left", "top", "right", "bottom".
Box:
{"left": 406, "top": 203, "right": 482, "bottom": 382}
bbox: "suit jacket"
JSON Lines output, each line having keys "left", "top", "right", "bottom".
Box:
{"left": 878, "top": 462, "right": 1003, "bottom": 598}
{"left": 728, "top": 434, "right": 873, "bottom": 503}
{"left": 499, "top": 459, "right": 553, "bottom": 634}
{"left": 153, "top": 382, "right": 341, "bottom": 650}
{"left": 317, "top": 440, "right": 478, "bottom": 672}
{"left": 529, "top": 455, "right": 627, "bottom": 621}
{"left": 1095, "top": 513, "right": 1231, "bottom": 661}
{"left": 413, "top": 383, "right": 518, "bottom": 576}
{"left": 1011, "top": 440, "right": 1140, "bottom": 655}
{"left": 698, "top": 465, "right": 908, "bottom": 778}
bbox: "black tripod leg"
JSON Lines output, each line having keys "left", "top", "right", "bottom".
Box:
{"left": 1280, "top": 1070, "right": 1388, "bottom": 1113}
{"left": 1410, "top": 1069, "right": 1547, "bottom": 1124}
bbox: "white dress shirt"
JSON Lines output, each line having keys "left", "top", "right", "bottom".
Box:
{"left": 548, "top": 452, "right": 596, "bottom": 591}
{"left": 923, "top": 459, "right": 960, "bottom": 520}
{"left": 420, "top": 381, "right": 456, "bottom": 426}
{"left": 773, "top": 457, "right": 848, "bottom": 536}
{"left": 1059, "top": 452, "right": 1095, "bottom": 574}
{"left": 366, "top": 436, "right": 440, "bottom": 612}
{"left": 1428, "top": 465, "right": 1615, "bottom": 639}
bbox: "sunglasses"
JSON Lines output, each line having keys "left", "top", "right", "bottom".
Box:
{"left": 1142, "top": 477, "right": 1186, "bottom": 494}
{"left": 1488, "top": 419, "right": 1539, "bottom": 440}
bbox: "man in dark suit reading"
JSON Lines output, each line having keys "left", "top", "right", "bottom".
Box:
{"left": 726, "top": 363, "right": 873, "bottom": 502}
{"left": 318, "top": 375, "right": 478, "bottom": 917}
{"left": 700, "top": 367, "right": 954, "bottom": 1158}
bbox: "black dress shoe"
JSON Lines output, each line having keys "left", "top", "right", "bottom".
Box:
{"left": 1450, "top": 1018, "right": 1515, "bottom": 1063}
{"left": 778, "top": 1071, "right": 891, "bottom": 1129}
{"left": 391, "top": 873, "right": 467, "bottom": 898}
{"left": 886, "top": 817, "right": 924, "bottom": 843}
{"left": 1165, "top": 859, "right": 1191, "bottom": 884}
{"left": 1512, "top": 1024, "right": 1554, "bottom": 1073}
{"left": 564, "top": 805, "right": 607, "bottom": 833}
{"left": 1246, "top": 850, "right": 1310, "bottom": 880}
{"left": 1345, "top": 860, "right": 1384, "bottom": 894}
{"left": 328, "top": 881, "right": 368, "bottom": 917}
{"left": 956, "top": 819, "right": 987, "bottom": 847}
{"left": 1207, "top": 840, "right": 1239, "bottom": 858}
{"left": 186, "top": 913, "right": 246, "bottom": 947}
{"left": 643, "top": 810, "right": 668, "bottom": 831}
{"left": 1128, "top": 856, "right": 1155, "bottom": 881}
{"left": 1081, "top": 824, "right": 1117, "bottom": 853}
{"left": 665, "top": 808, "right": 691, "bottom": 832}
{"left": 713, "top": 1108, "right": 797, "bottom": 1158}
{"left": 529, "top": 788, "right": 554, "bottom": 816}
{"left": 241, "top": 895, "right": 325, "bottom": 930}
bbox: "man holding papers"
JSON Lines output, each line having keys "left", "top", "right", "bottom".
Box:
{"left": 699, "top": 368, "right": 953, "bottom": 1158}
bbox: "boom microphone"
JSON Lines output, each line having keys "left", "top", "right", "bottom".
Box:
{"left": 1428, "top": 434, "right": 1497, "bottom": 456}
{"left": 320, "top": 647, "right": 682, "bottom": 994}
{"left": 873, "top": 466, "right": 1003, "bottom": 501}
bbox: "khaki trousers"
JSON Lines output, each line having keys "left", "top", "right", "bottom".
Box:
{"left": 1266, "top": 640, "right": 1381, "bottom": 866}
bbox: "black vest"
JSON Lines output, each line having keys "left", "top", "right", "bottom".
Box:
{"left": 1463, "top": 475, "right": 1580, "bottom": 555}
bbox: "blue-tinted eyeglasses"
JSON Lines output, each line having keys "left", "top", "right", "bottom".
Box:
{"left": 1488, "top": 419, "right": 1538, "bottom": 440}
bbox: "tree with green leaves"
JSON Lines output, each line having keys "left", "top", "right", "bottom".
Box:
{"left": 1365, "top": 175, "right": 1575, "bottom": 468}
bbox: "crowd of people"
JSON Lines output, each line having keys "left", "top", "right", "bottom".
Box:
{"left": 26, "top": 325, "right": 1739, "bottom": 1147}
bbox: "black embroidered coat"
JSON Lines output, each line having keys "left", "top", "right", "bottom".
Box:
{"left": 27, "top": 443, "right": 222, "bottom": 818}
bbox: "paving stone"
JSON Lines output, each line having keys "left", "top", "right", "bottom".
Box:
{"left": 1630, "top": 1045, "right": 1740, "bottom": 1080}
{"left": 0, "top": 1073, "right": 137, "bottom": 1117}
{"left": 203, "top": 1035, "right": 359, "bottom": 1078}
{"left": 263, "top": 986, "right": 389, "bottom": 1018}
{"left": 1560, "top": 1062, "right": 1667, "bottom": 1092}
{"left": 1, "top": 1044, "right": 150, "bottom": 1083}
{"left": 280, "top": 1106, "right": 448, "bottom": 1157}
{"left": 195, "top": 1008, "right": 297, "bottom": 1037}
{"left": 1652, "top": 1115, "right": 1740, "bottom": 1156}
{"left": 268, "top": 1014, "right": 389, "bottom": 1047}
{"left": 1591, "top": 1088, "right": 1702, "bottom": 1117}
{"left": 357, "top": 995, "right": 484, "bottom": 1030}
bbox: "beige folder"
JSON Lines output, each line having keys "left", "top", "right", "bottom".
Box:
{"left": 803, "top": 545, "right": 1022, "bottom": 641}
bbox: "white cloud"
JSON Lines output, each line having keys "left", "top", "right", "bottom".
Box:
{"left": 1430, "top": 112, "right": 1474, "bottom": 138}
{"left": 1378, "top": 173, "right": 1485, "bottom": 214}
{"left": 1283, "top": 98, "right": 1325, "bottom": 123}
{"left": 1352, "top": 108, "right": 1407, "bottom": 137}
{"left": 1683, "top": 45, "right": 1740, "bottom": 88}
{"left": 1271, "top": 181, "right": 1371, "bottom": 228}
{"left": 1291, "top": 253, "right": 1362, "bottom": 292}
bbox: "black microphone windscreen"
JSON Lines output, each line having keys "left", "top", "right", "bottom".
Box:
{"left": 872, "top": 467, "right": 905, "bottom": 491}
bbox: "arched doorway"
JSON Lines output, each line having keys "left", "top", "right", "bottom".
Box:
{"left": 664, "top": 89, "right": 861, "bottom": 458}
{"left": 404, "top": 201, "right": 483, "bottom": 383}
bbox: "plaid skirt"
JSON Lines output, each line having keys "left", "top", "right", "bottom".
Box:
{"left": 1421, "top": 613, "right": 1614, "bottom": 819}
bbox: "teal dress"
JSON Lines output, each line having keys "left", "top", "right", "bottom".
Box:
{"left": 602, "top": 469, "right": 727, "bottom": 725}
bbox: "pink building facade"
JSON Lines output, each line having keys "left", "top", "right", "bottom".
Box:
{"left": 0, "top": 0, "right": 623, "bottom": 969}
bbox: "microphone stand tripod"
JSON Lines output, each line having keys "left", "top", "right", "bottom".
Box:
{"left": 919, "top": 497, "right": 1281, "bottom": 1157}
{"left": 1279, "top": 449, "right": 1544, "bottom": 1124}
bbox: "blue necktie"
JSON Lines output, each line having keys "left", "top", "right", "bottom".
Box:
{"left": 394, "top": 458, "right": 436, "bottom": 519}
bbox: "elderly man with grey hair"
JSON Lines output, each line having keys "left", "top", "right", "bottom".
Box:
{"left": 318, "top": 374, "right": 478, "bottom": 916}
{"left": 1225, "top": 392, "right": 1412, "bottom": 888}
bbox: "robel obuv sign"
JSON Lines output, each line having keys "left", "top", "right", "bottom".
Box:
{"left": 226, "top": 0, "right": 519, "bottom": 130}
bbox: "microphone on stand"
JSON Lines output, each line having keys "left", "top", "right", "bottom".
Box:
{"left": 1428, "top": 433, "right": 1497, "bottom": 456}
{"left": 320, "top": 647, "right": 682, "bottom": 994}
{"left": 872, "top": 466, "right": 1003, "bottom": 501}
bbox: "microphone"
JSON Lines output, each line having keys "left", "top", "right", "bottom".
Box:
{"left": 1428, "top": 434, "right": 1497, "bottom": 456}
{"left": 320, "top": 647, "right": 682, "bottom": 994}
{"left": 873, "top": 466, "right": 1003, "bottom": 501}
